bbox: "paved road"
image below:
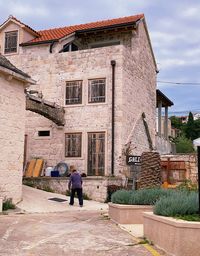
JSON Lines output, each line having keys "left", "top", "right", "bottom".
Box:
{"left": 0, "top": 210, "right": 158, "bottom": 256}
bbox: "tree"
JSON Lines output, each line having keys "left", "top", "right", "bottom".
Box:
{"left": 175, "top": 136, "right": 194, "bottom": 153}
{"left": 185, "top": 112, "right": 196, "bottom": 140}
{"left": 170, "top": 116, "right": 183, "bottom": 130}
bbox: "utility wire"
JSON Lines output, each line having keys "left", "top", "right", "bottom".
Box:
{"left": 157, "top": 80, "right": 200, "bottom": 85}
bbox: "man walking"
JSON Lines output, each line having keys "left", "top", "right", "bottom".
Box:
{"left": 68, "top": 168, "right": 83, "bottom": 207}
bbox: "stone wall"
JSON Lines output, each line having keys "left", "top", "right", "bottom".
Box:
{"left": 0, "top": 75, "right": 26, "bottom": 203}
{"left": 117, "top": 22, "right": 157, "bottom": 175}
{"left": 23, "top": 176, "right": 122, "bottom": 202}
{"left": 155, "top": 135, "right": 173, "bottom": 154}
{"left": 160, "top": 154, "right": 198, "bottom": 183}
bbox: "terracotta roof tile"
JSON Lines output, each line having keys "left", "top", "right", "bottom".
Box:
{"left": 22, "top": 14, "right": 144, "bottom": 45}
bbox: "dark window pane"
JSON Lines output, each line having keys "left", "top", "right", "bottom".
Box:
{"left": 38, "top": 130, "right": 50, "bottom": 137}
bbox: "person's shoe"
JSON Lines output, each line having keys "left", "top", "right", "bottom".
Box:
{"left": 80, "top": 205, "right": 83, "bottom": 207}
{"left": 69, "top": 203, "right": 73, "bottom": 206}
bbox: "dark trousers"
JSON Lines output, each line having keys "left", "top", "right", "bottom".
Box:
{"left": 70, "top": 188, "right": 83, "bottom": 206}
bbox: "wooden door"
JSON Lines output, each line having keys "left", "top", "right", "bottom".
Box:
{"left": 88, "top": 132, "right": 105, "bottom": 176}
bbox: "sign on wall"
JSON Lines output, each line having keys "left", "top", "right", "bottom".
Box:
{"left": 126, "top": 155, "right": 141, "bottom": 165}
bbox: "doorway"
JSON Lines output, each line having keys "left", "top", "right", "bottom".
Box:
{"left": 87, "top": 132, "right": 105, "bottom": 176}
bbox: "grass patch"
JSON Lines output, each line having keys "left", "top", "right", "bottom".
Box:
{"left": 66, "top": 190, "right": 91, "bottom": 200}
{"left": 23, "top": 180, "right": 35, "bottom": 187}
{"left": 3, "top": 199, "right": 15, "bottom": 211}
{"left": 175, "top": 214, "right": 200, "bottom": 222}
{"left": 41, "top": 186, "right": 55, "bottom": 193}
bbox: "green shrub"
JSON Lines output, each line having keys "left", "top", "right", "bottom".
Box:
{"left": 111, "top": 189, "right": 132, "bottom": 204}
{"left": 154, "top": 191, "right": 198, "bottom": 216}
{"left": 129, "top": 188, "right": 176, "bottom": 205}
{"left": 106, "top": 185, "right": 124, "bottom": 203}
{"left": 3, "top": 199, "right": 16, "bottom": 211}
{"left": 83, "top": 193, "right": 91, "bottom": 200}
{"left": 41, "top": 185, "right": 55, "bottom": 193}
{"left": 175, "top": 136, "right": 194, "bottom": 153}
{"left": 176, "top": 179, "right": 198, "bottom": 192}
{"left": 111, "top": 188, "right": 175, "bottom": 205}
{"left": 23, "top": 179, "right": 35, "bottom": 187}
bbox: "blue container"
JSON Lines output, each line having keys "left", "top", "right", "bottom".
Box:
{"left": 51, "top": 170, "right": 60, "bottom": 177}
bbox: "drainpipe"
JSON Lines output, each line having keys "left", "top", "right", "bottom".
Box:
{"left": 111, "top": 60, "right": 116, "bottom": 176}
{"left": 49, "top": 41, "right": 56, "bottom": 53}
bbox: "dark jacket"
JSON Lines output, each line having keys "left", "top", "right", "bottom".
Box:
{"left": 68, "top": 171, "right": 82, "bottom": 190}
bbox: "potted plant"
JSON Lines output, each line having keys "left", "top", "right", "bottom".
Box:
{"left": 109, "top": 188, "right": 173, "bottom": 224}
{"left": 143, "top": 190, "right": 200, "bottom": 256}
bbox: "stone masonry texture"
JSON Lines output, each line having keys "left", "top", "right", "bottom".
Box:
{"left": 0, "top": 74, "right": 26, "bottom": 203}
{"left": 7, "top": 20, "right": 157, "bottom": 177}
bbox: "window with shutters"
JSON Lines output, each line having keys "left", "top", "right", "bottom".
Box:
{"left": 4, "top": 31, "right": 18, "bottom": 54}
{"left": 65, "top": 81, "right": 82, "bottom": 105}
{"left": 65, "top": 133, "right": 82, "bottom": 157}
{"left": 88, "top": 79, "right": 106, "bottom": 103}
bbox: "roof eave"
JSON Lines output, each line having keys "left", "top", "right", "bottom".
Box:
{"left": 76, "top": 21, "right": 138, "bottom": 35}
{"left": 20, "top": 39, "right": 58, "bottom": 46}
{"left": 0, "top": 66, "right": 35, "bottom": 85}
{"left": 156, "top": 89, "right": 174, "bottom": 107}
{"left": 141, "top": 17, "right": 158, "bottom": 73}
{"left": 0, "top": 17, "right": 39, "bottom": 37}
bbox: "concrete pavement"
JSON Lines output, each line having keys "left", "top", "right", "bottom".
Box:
{"left": 16, "top": 185, "right": 108, "bottom": 213}
{"left": 0, "top": 186, "right": 166, "bottom": 255}
{"left": 0, "top": 210, "right": 158, "bottom": 256}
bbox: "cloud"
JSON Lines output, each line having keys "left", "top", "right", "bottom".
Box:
{"left": 10, "top": 4, "right": 49, "bottom": 17}
{"left": 0, "top": 0, "right": 199, "bottom": 112}
{"left": 180, "top": 5, "right": 200, "bottom": 19}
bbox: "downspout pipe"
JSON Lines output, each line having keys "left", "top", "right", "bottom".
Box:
{"left": 49, "top": 41, "right": 56, "bottom": 53}
{"left": 111, "top": 60, "right": 116, "bottom": 176}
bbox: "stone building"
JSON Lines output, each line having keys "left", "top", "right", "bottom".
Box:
{"left": 0, "top": 55, "right": 34, "bottom": 203}
{"left": 0, "top": 14, "right": 158, "bottom": 178}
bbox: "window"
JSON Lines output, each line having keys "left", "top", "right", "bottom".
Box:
{"left": 88, "top": 79, "right": 106, "bottom": 103}
{"left": 88, "top": 132, "right": 105, "bottom": 176}
{"left": 65, "top": 81, "right": 82, "bottom": 105}
{"left": 38, "top": 130, "right": 50, "bottom": 137}
{"left": 62, "top": 43, "right": 78, "bottom": 52}
{"left": 65, "top": 133, "right": 82, "bottom": 157}
{"left": 4, "top": 31, "right": 18, "bottom": 54}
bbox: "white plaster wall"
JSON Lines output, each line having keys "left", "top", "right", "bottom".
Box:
{"left": 0, "top": 74, "right": 26, "bottom": 203}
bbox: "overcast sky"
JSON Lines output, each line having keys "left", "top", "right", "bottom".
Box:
{"left": 0, "top": 0, "right": 199, "bottom": 115}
